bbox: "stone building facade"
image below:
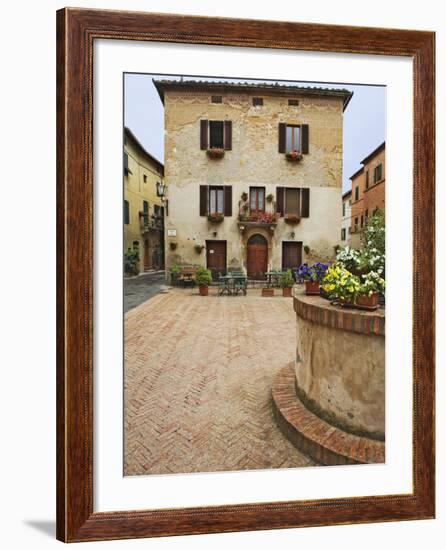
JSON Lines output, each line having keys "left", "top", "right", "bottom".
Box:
{"left": 349, "top": 142, "right": 385, "bottom": 248}
{"left": 124, "top": 127, "right": 165, "bottom": 273}
{"left": 154, "top": 80, "right": 352, "bottom": 279}
{"left": 341, "top": 189, "right": 352, "bottom": 245}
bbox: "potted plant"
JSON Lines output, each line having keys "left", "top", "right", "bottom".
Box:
{"left": 280, "top": 269, "right": 294, "bottom": 297}
{"left": 285, "top": 150, "right": 303, "bottom": 162}
{"left": 303, "top": 244, "right": 310, "bottom": 255}
{"left": 195, "top": 267, "right": 212, "bottom": 296}
{"left": 321, "top": 263, "right": 360, "bottom": 306}
{"left": 194, "top": 243, "right": 205, "bottom": 253}
{"left": 284, "top": 213, "right": 301, "bottom": 224}
{"left": 124, "top": 248, "right": 139, "bottom": 277}
{"left": 207, "top": 212, "right": 224, "bottom": 223}
{"left": 261, "top": 287, "right": 274, "bottom": 297}
{"left": 296, "top": 262, "right": 328, "bottom": 295}
{"left": 169, "top": 241, "right": 177, "bottom": 251}
{"left": 266, "top": 193, "right": 274, "bottom": 203}
{"left": 356, "top": 271, "right": 385, "bottom": 309}
{"left": 170, "top": 263, "right": 180, "bottom": 286}
{"left": 206, "top": 147, "right": 225, "bottom": 159}
{"left": 241, "top": 192, "right": 248, "bottom": 202}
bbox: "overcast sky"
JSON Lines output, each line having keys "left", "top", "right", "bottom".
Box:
{"left": 124, "top": 74, "right": 385, "bottom": 192}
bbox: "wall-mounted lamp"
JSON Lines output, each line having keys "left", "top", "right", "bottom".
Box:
{"left": 156, "top": 181, "right": 167, "bottom": 201}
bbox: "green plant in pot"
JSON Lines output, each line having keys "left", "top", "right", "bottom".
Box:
{"left": 170, "top": 263, "right": 180, "bottom": 286}
{"left": 280, "top": 269, "right": 294, "bottom": 297}
{"left": 195, "top": 267, "right": 212, "bottom": 296}
{"left": 266, "top": 193, "right": 274, "bottom": 204}
{"left": 124, "top": 248, "right": 139, "bottom": 276}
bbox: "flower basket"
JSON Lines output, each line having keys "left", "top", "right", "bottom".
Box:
{"left": 206, "top": 147, "right": 225, "bottom": 159}
{"left": 285, "top": 151, "right": 303, "bottom": 162}
{"left": 207, "top": 212, "right": 224, "bottom": 224}
{"left": 284, "top": 214, "right": 301, "bottom": 225}
{"left": 305, "top": 281, "right": 320, "bottom": 295}
{"left": 169, "top": 242, "right": 177, "bottom": 251}
{"left": 356, "top": 292, "right": 379, "bottom": 310}
{"left": 194, "top": 244, "right": 205, "bottom": 253}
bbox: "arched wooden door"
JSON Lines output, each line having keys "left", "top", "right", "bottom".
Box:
{"left": 247, "top": 234, "right": 268, "bottom": 279}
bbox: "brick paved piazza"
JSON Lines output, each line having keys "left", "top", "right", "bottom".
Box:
{"left": 124, "top": 287, "right": 316, "bottom": 475}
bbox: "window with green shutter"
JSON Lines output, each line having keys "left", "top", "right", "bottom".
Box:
{"left": 143, "top": 200, "right": 149, "bottom": 225}
{"left": 124, "top": 200, "right": 129, "bottom": 225}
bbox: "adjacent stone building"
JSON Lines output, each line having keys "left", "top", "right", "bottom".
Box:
{"left": 124, "top": 127, "right": 166, "bottom": 273}
{"left": 154, "top": 80, "right": 352, "bottom": 279}
{"left": 341, "top": 189, "right": 352, "bottom": 245}
{"left": 350, "top": 142, "right": 385, "bottom": 248}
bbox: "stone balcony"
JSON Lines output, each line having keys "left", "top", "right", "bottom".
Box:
{"left": 237, "top": 203, "right": 278, "bottom": 233}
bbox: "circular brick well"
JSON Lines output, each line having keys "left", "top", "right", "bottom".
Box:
{"left": 272, "top": 288, "right": 385, "bottom": 465}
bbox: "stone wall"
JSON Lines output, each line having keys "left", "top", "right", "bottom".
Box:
{"left": 162, "top": 88, "right": 346, "bottom": 271}
{"left": 293, "top": 292, "right": 385, "bottom": 440}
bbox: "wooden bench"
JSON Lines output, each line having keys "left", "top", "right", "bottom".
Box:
{"left": 177, "top": 267, "right": 196, "bottom": 287}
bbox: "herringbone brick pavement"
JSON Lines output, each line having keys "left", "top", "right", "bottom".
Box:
{"left": 124, "top": 288, "right": 316, "bottom": 475}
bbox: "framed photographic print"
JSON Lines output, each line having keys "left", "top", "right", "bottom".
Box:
{"left": 56, "top": 8, "right": 435, "bottom": 542}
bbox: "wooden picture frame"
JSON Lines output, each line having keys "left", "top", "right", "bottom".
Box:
{"left": 56, "top": 8, "right": 435, "bottom": 542}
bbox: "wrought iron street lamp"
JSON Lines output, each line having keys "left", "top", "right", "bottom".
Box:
{"left": 156, "top": 181, "right": 167, "bottom": 200}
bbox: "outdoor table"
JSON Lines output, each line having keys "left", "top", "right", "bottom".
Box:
{"left": 218, "top": 274, "right": 247, "bottom": 296}
{"left": 218, "top": 275, "right": 233, "bottom": 295}
{"left": 266, "top": 270, "right": 284, "bottom": 288}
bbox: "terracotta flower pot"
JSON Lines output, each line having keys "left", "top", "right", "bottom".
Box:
{"left": 199, "top": 285, "right": 209, "bottom": 296}
{"left": 262, "top": 288, "right": 274, "bottom": 297}
{"left": 356, "top": 292, "right": 379, "bottom": 309}
{"left": 305, "top": 281, "right": 320, "bottom": 295}
{"left": 282, "top": 287, "right": 292, "bottom": 297}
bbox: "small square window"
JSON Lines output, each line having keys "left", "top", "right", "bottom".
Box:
{"left": 211, "top": 95, "right": 222, "bottom": 104}
{"left": 288, "top": 99, "right": 299, "bottom": 106}
{"left": 252, "top": 97, "right": 263, "bottom": 106}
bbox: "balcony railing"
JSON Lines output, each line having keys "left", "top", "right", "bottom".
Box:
{"left": 141, "top": 214, "right": 164, "bottom": 232}
{"left": 237, "top": 201, "right": 279, "bottom": 232}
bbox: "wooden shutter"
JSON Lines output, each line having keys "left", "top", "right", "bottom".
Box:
{"left": 278, "top": 123, "right": 286, "bottom": 153}
{"left": 224, "top": 186, "right": 232, "bottom": 216}
{"left": 200, "top": 185, "right": 208, "bottom": 216}
{"left": 200, "top": 120, "right": 209, "bottom": 150}
{"left": 301, "top": 124, "right": 309, "bottom": 154}
{"left": 224, "top": 120, "right": 232, "bottom": 150}
{"left": 301, "top": 188, "right": 310, "bottom": 217}
{"left": 276, "top": 187, "right": 284, "bottom": 217}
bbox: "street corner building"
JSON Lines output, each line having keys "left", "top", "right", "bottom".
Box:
{"left": 153, "top": 79, "right": 353, "bottom": 280}
{"left": 349, "top": 141, "right": 386, "bottom": 248}
{"left": 124, "top": 127, "right": 166, "bottom": 273}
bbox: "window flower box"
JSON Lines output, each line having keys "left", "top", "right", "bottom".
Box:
{"left": 284, "top": 213, "right": 301, "bottom": 224}
{"left": 207, "top": 212, "right": 224, "bottom": 223}
{"left": 285, "top": 150, "right": 303, "bottom": 162}
{"left": 206, "top": 147, "right": 225, "bottom": 159}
